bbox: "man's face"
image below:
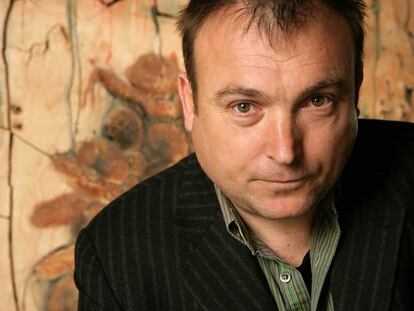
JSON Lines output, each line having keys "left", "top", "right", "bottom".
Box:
{"left": 179, "top": 6, "right": 358, "bottom": 221}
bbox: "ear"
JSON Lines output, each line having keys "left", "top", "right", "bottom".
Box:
{"left": 178, "top": 73, "right": 195, "bottom": 132}
{"left": 355, "top": 68, "right": 364, "bottom": 115}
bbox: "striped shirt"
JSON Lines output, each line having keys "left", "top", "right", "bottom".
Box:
{"left": 214, "top": 185, "right": 340, "bottom": 311}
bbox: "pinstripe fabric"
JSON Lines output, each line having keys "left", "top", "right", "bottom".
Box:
{"left": 308, "top": 200, "right": 339, "bottom": 311}
{"left": 75, "top": 119, "right": 414, "bottom": 311}
{"left": 330, "top": 119, "right": 414, "bottom": 311}
{"left": 257, "top": 256, "right": 310, "bottom": 310}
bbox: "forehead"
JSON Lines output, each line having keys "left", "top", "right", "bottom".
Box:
{"left": 192, "top": 4, "right": 355, "bottom": 91}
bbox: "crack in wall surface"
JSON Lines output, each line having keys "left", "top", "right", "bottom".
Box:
{"left": 372, "top": 0, "right": 381, "bottom": 118}
{"left": 7, "top": 24, "right": 69, "bottom": 65}
{"left": 151, "top": 0, "right": 175, "bottom": 55}
{"left": 67, "top": 0, "right": 83, "bottom": 141}
{"left": 403, "top": 0, "right": 414, "bottom": 53}
{"left": 1, "top": 0, "right": 20, "bottom": 310}
{"left": 64, "top": 0, "right": 78, "bottom": 152}
{"left": 0, "top": 127, "right": 51, "bottom": 157}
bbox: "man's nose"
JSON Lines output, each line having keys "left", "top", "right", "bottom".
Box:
{"left": 265, "top": 115, "right": 302, "bottom": 165}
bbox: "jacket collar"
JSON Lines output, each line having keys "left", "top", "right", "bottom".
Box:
{"left": 174, "top": 154, "right": 275, "bottom": 310}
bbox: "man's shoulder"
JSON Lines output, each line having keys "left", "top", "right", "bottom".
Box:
{"left": 357, "top": 118, "right": 414, "bottom": 142}
{"left": 342, "top": 119, "right": 414, "bottom": 214}
{"left": 350, "top": 119, "right": 414, "bottom": 167}
{"left": 83, "top": 153, "right": 211, "bottom": 237}
{"left": 352, "top": 119, "right": 414, "bottom": 167}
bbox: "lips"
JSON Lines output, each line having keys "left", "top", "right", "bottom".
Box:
{"left": 253, "top": 176, "right": 307, "bottom": 183}
{"left": 252, "top": 178, "right": 308, "bottom": 193}
{"left": 261, "top": 179, "right": 304, "bottom": 183}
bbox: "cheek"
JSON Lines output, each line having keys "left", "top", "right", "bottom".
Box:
{"left": 192, "top": 117, "right": 261, "bottom": 177}
{"left": 195, "top": 115, "right": 254, "bottom": 152}
{"left": 191, "top": 117, "right": 232, "bottom": 169}
{"left": 304, "top": 113, "right": 357, "bottom": 174}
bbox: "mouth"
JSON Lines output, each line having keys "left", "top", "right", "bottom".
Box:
{"left": 259, "top": 178, "right": 305, "bottom": 184}
{"left": 254, "top": 174, "right": 308, "bottom": 183}
{"left": 252, "top": 176, "right": 309, "bottom": 191}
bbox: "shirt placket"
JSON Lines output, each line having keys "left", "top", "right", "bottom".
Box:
{"left": 277, "top": 264, "right": 311, "bottom": 311}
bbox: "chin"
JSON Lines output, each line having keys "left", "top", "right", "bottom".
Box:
{"left": 233, "top": 190, "right": 320, "bottom": 221}
{"left": 259, "top": 196, "right": 317, "bottom": 220}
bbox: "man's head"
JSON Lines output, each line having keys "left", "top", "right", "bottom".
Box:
{"left": 177, "top": 0, "right": 365, "bottom": 221}
{"left": 177, "top": 0, "right": 366, "bottom": 105}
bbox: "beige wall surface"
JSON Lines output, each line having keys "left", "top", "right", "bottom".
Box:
{"left": 0, "top": 0, "right": 413, "bottom": 310}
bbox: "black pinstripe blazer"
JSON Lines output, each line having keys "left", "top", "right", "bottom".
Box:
{"left": 75, "top": 119, "right": 414, "bottom": 311}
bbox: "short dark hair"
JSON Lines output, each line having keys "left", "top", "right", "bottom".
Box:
{"left": 177, "top": 0, "right": 367, "bottom": 103}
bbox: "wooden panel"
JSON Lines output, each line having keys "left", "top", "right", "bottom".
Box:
{"left": 0, "top": 0, "right": 413, "bottom": 310}
{"left": 11, "top": 139, "right": 73, "bottom": 311}
{"left": 0, "top": 131, "right": 16, "bottom": 311}
{"left": 6, "top": 0, "right": 73, "bottom": 153}
{"left": 0, "top": 219, "right": 17, "bottom": 311}
{"left": 359, "top": 0, "right": 414, "bottom": 121}
{"left": 3, "top": 0, "right": 187, "bottom": 310}
{"left": 0, "top": 1, "right": 15, "bottom": 310}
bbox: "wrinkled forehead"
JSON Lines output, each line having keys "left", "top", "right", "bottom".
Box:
{"left": 194, "top": 1, "right": 337, "bottom": 50}
{"left": 192, "top": 1, "right": 356, "bottom": 100}
{"left": 193, "top": 2, "right": 354, "bottom": 64}
{"left": 195, "top": 4, "right": 286, "bottom": 52}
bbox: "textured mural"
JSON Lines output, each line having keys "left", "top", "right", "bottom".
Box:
{"left": 0, "top": 1, "right": 188, "bottom": 310}
{"left": 0, "top": 0, "right": 413, "bottom": 310}
{"left": 359, "top": 0, "right": 414, "bottom": 120}
{"left": 28, "top": 51, "right": 189, "bottom": 310}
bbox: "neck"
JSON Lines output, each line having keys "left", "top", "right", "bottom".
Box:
{"left": 236, "top": 207, "right": 315, "bottom": 267}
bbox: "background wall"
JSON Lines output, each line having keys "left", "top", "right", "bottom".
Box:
{"left": 0, "top": 0, "right": 413, "bottom": 310}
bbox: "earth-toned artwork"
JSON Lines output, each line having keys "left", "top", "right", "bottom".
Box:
{"left": 0, "top": 0, "right": 412, "bottom": 310}
{"left": 29, "top": 52, "right": 189, "bottom": 310}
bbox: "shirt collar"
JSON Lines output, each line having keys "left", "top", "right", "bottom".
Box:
{"left": 214, "top": 183, "right": 340, "bottom": 262}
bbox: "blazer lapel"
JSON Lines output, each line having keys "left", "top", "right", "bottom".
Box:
{"left": 174, "top": 155, "right": 275, "bottom": 311}
{"left": 178, "top": 212, "right": 276, "bottom": 311}
{"left": 330, "top": 124, "right": 407, "bottom": 311}
{"left": 331, "top": 189, "right": 405, "bottom": 311}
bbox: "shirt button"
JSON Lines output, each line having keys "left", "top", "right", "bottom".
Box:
{"left": 280, "top": 272, "right": 291, "bottom": 283}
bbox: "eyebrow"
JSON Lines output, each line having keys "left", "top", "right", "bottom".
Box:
{"left": 213, "top": 87, "right": 268, "bottom": 103}
{"left": 213, "top": 78, "right": 351, "bottom": 103}
{"left": 300, "top": 78, "right": 351, "bottom": 97}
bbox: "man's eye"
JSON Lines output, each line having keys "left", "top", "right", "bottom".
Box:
{"left": 310, "top": 95, "right": 332, "bottom": 107}
{"left": 234, "top": 102, "right": 253, "bottom": 113}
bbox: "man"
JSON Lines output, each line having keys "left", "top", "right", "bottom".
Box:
{"left": 75, "top": 0, "right": 414, "bottom": 310}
